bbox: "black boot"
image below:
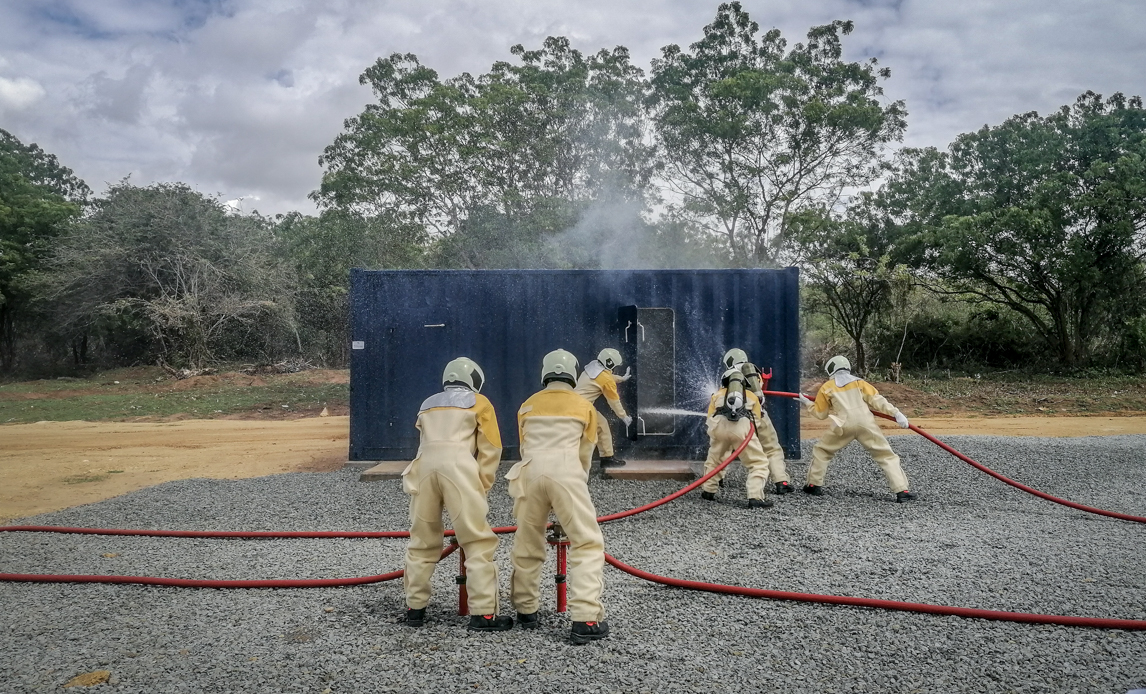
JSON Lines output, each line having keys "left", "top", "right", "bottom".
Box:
{"left": 468, "top": 614, "right": 513, "bottom": 632}
{"left": 802, "top": 484, "right": 824, "bottom": 496}
{"left": 896, "top": 490, "right": 917, "bottom": 503}
{"left": 774, "top": 481, "right": 793, "bottom": 494}
{"left": 599, "top": 456, "right": 626, "bottom": 468}
{"left": 748, "top": 497, "right": 774, "bottom": 509}
{"left": 516, "top": 612, "right": 540, "bottom": 630}
{"left": 405, "top": 607, "right": 425, "bottom": 627}
{"left": 570, "top": 620, "right": 610, "bottom": 644}
{"left": 700, "top": 491, "right": 717, "bottom": 501}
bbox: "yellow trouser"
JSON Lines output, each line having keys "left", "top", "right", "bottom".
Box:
{"left": 808, "top": 422, "right": 909, "bottom": 493}
{"left": 755, "top": 413, "right": 789, "bottom": 484}
{"left": 402, "top": 446, "right": 499, "bottom": 615}
{"left": 507, "top": 454, "right": 605, "bottom": 622}
{"left": 595, "top": 415, "right": 615, "bottom": 458}
{"left": 701, "top": 416, "right": 771, "bottom": 499}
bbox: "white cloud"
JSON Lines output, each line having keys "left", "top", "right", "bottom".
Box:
{"left": 0, "top": 0, "right": 1143, "bottom": 214}
{"left": 0, "top": 76, "right": 46, "bottom": 111}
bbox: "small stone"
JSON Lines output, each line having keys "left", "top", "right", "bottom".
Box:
{"left": 63, "top": 670, "right": 111, "bottom": 688}
{"left": 323, "top": 606, "right": 335, "bottom": 613}
{"left": 319, "top": 407, "right": 330, "bottom": 417}
{"left": 102, "top": 553, "right": 119, "bottom": 558}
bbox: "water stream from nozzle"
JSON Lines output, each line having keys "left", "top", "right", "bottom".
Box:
{"left": 639, "top": 407, "right": 708, "bottom": 418}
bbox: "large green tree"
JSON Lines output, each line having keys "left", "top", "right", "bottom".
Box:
{"left": 0, "top": 129, "right": 89, "bottom": 371}
{"left": 882, "top": 91, "right": 1146, "bottom": 366}
{"left": 313, "top": 37, "right": 654, "bottom": 244}
{"left": 648, "top": 3, "right": 906, "bottom": 265}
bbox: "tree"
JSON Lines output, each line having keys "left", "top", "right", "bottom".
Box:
{"left": 312, "top": 37, "right": 654, "bottom": 243}
{"left": 791, "top": 206, "right": 910, "bottom": 374}
{"left": 0, "top": 128, "right": 89, "bottom": 371}
{"left": 648, "top": 3, "right": 906, "bottom": 266}
{"left": 42, "top": 182, "right": 296, "bottom": 368}
{"left": 882, "top": 91, "right": 1146, "bottom": 366}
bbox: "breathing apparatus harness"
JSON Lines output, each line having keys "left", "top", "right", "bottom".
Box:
{"left": 713, "top": 362, "right": 762, "bottom": 422}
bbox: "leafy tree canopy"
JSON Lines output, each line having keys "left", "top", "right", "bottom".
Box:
{"left": 649, "top": 2, "right": 906, "bottom": 266}
{"left": 882, "top": 91, "right": 1146, "bottom": 366}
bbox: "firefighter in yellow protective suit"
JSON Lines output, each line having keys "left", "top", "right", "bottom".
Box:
{"left": 719, "top": 349, "right": 794, "bottom": 494}
{"left": 699, "top": 359, "right": 775, "bottom": 509}
{"left": 801, "top": 355, "right": 917, "bottom": 502}
{"left": 575, "top": 348, "right": 632, "bottom": 469}
{"left": 402, "top": 357, "right": 513, "bottom": 631}
{"left": 506, "top": 349, "right": 610, "bottom": 644}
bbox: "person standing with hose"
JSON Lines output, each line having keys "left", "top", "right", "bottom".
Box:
{"left": 575, "top": 348, "right": 632, "bottom": 470}
{"left": 800, "top": 356, "right": 917, "bottom": 502}
{"left": 401, "top": 357, "right": 513, "bottom": 631}
{"left": 720, "top": 349, "right": 794, "bottom": 495}
{"left": 506, "top": 349, "right": 610, "bottom": 644}
{"left": 698, "top": 356, "right": 775, "bottom": 509}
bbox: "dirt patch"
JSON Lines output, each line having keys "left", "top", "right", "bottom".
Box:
{"left": 0, "top": 417, "right": 350, "bottom": 525}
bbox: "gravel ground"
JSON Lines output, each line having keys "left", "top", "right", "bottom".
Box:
{"left": 2, "top": 434, "right": 1145, "bottom": 693}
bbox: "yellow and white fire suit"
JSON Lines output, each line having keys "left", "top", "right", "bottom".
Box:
{"left": 746, "top": 383, "right": 790, "bottom": 485}
{"left": 505, "top": 382, "right": 606, "bottom": 622}
{"left": 805, "top": 375, "right": 910, "bottom": 492}
{"left": 701, "top": 388, "right": 773, "bottom": 500}
{"left": 574, "top": 361, "right": 627, "bottom": 458}
{"left": 402, "top": 387, "right": 503, "bottom": 615}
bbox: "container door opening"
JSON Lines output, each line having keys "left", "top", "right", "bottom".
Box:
{"left": 618, "top": 306, "right": 675, "bottom": 438}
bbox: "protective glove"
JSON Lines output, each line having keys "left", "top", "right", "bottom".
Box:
{"left": 622, "top": 415, "right": 633, "bottom": 427}
{"left": 798, "top": 393, "right": 815, "bottom": 408}
{"left": 895, "top": 412, "right": 910, "bottom": 429}
{"left": 616, "top": 367, "right": 632, "bottom": 383}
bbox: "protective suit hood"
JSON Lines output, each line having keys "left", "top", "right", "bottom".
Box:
{"left": 833, "top": 370, "right": 862, "bottom": 388}
{"left": 420, "top": 387, "right": 477, "bottom": 412}
{"left": 583, "top": 360, "right": 607, "bottom": 379}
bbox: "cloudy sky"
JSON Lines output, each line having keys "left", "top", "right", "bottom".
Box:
{"left": 1, "top": 0, "right": 1144, "bottom": 215}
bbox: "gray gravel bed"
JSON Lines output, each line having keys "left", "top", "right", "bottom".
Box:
{"left": 2, "top": 434, "right": 1145, "bottom": 693}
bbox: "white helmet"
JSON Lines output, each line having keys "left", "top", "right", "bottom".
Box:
{"left": 598, "top": 348, "right": 623, "bottom": 371}
{"left": 442, "top": 357, "right": 485, "bottom": 393}
{"left": 825, "top": 355, "right": 851, "bottom": 376}
{"left": 541, "top": 349, "right": 579, "bottom": 387}
{"left": 722, "top": 348, "right": 748, "bottom": 370}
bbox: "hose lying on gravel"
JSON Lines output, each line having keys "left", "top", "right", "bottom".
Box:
{"left": 762, "top": 389, "right": 1146, "bottom": 525}
{"left": 602, "top": 553, "right": 1146, "bottom": 631}
{"left": 4, "top": 414, "right": 1145, "bottom": 631}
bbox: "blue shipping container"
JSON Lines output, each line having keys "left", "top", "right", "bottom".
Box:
{"left": 349, "top": 268, "right": 801, "bottom": 461}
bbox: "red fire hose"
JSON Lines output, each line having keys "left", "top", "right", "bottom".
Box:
{"left": 763, "top": 389, "right": 1146, "bottom": 525}
{"left": 4, "top": 412, "right": 1145, "bottom": 630}
{"left": 603, "top": 553, "right": 1146, "bottom": 630}
{"left": 0, "top": 426, "right": 752, "bottom": 586}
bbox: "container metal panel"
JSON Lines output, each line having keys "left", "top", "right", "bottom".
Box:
{"left": 349, "top": 269, "right": 801, "bottom": 461}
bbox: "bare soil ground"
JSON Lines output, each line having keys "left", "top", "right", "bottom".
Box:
{"left": 2, "top": 368, "right": 1144, "bottom": 524}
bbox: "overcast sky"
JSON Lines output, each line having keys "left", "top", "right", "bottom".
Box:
{"left": 1, "top": 0, "right": 1144, "bottom": 215}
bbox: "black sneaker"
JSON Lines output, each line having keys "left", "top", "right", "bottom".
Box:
{"left": 802, "top": 484, "right": 824, "bottom": 496}
{"left": 405, "top": 607, "right": 426, "bottom": 627}
{"left": 774, "top": 481, "right": 793, "bottom": 494}
{"left": 516, "top": 612, "right": 540, "bottom": 630}
{"left": 570, "top": 620, "right": 610, "bottom": 644}
{"left": 896, "top": 491, "right": 917, "bottom": 503}
{"left": 700, "top": 491, "right": 717, "bottom": 501}
{"left": 599, "top": 457, "right": 626, "bottom": 468}
{"left": 468, "top": 614, "right": 513, "bottom": 632}
{"left": 747, "top": 498, "right": 774, "bottom": 509}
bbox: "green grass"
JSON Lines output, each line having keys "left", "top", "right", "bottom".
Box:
{"left": 0, "top": 367, "right": 348, "bottom": 424}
